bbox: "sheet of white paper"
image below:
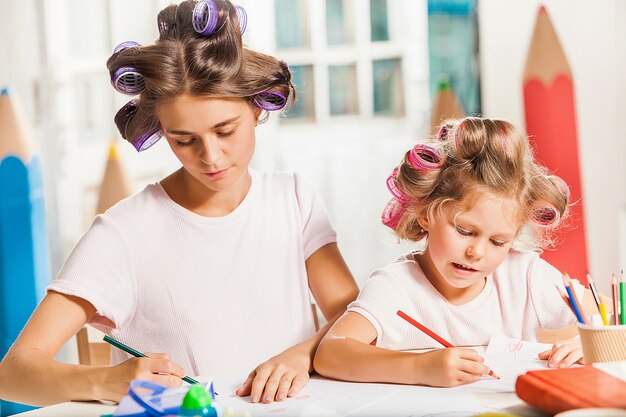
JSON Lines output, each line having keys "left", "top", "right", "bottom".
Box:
{"left": 213, "top": 376, "right": 493, "bottom": 417}
{"left": 462, "top": 336, "right": 553, "bottom": 393}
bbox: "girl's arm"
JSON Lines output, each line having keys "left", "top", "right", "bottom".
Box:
{"left": 0, "top": 292, "right": 185, "bottom": 405}
{"left": 314, "top": 311, "right": 489, "bottom": 387}
{"left": 236, "top": 242, "right": 359, "bottom": 403}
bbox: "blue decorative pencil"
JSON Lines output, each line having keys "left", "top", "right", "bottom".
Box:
{"left": 0, "top": 86, "right": 52, "bottom": 414}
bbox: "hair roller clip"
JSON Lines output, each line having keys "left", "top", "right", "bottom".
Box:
{"left": 253, "top": 91, "right": 287, "bottom": 111}
{"left": 386, "top": 169, "right": 411, "bottom": 204}
{"left": 381, "top": 198, "right": 404, "bottom": 230}
{"left": 548, "top": 175, "right": 571, "bottom": 200}
{"left": 193, "top": 0, "right": 221, "bottom": 36}
{"left": 133, "top": 129, "right": 163, "bottom": 152}
{"left": 112, "top": 67, "right": 145, "bottom": 95}
{"left": 408, "top": 144, "right": 443, "bottom": 171}
{"left": 113, "top": 41, "right": 140, "bottom": 54}
{"left": 530, "top": 205, "right": 560, "bottom": 227}
{"left": 453, "top": 121, "right": 464, "bottom": 150}
{"left": 436, "top": 124, "right": 449, "bottom": 141}
{"left": 235, "top": 5, "right": 247, "bottom": 34}
{"left": 116, "top": 101, "right": 162, "bottom": 152}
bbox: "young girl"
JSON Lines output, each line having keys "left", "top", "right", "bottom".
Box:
{"left": 0, "top": 0, "right": 358, "bottom": 406}
{"left": 314, "top": 117, "right": 586, "bottom": 388}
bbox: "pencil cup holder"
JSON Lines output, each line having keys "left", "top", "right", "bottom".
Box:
{"left": 577, "top": 323, "right": 626, "bottom": 363}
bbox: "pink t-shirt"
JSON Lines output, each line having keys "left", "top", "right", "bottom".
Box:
{"left": 348, "top": 251, "right": 576, "bottom": 350}
{"left": 48, "top": 170, "right": 336, "bottom": 378}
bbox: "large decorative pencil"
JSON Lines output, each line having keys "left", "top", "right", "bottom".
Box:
{"left": 0, "top": 87, "right": 51, "bottom": 414}
{"left": 96, "top": 141, "right": 133, "bottom": 214}
{"left": 430, "top": 75, "right": 464, "bottom": 135}
{"left": 523, "top": 6, "right": 588, "bottom": 283}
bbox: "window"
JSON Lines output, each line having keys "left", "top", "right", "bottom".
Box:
{"left": 274, "top": 0, "right": 405, "bottom": 123}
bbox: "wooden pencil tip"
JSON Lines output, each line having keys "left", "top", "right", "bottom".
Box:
{"left": 538, "top": 5, "right": 547, "bottom": 14}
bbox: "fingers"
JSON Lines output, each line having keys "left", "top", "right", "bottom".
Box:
{"left": 547, "top": 345, "right": 583, "bottom": 368}
{"left": 144, "top": 372, "right": 184, "bottom": 388}
{"left": 537, "top": 348, "right": 552, "bottom": 360}
{"left": 287, "top": 374, "right": 308, "bottom": 398}
{"left": 147, "top": 358, "right": 186, "bottom": 378}
{"left": 544, "top": 338, "right": 583, "bottom": 368}
{"left": 236, "top": 371, "right": 255, "bottom": 397}
{"left": 249, "top": 366, "right": 272, "bottom": 403}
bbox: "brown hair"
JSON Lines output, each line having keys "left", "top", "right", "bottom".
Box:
{"left": 107, "top": 0, "right": 295, "bottom": 148}
{"left": 389, "top": 117, "right": 570, "bottom": 251}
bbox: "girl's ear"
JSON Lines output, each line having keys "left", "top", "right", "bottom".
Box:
{"left": 253, "top": 106, "right": 262, "bottom": 121}
{"left": 417, "top": 211, "right": 430, "bottom": 232}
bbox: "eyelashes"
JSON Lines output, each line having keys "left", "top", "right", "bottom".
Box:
{"left": 174, "top": 130, "right": 236, "bottom": 146}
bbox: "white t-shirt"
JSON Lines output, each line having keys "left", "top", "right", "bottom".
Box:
{"left": 347, "top": 251, "right": 576, "bottom": 350}
{"left": 48, "top": 170, "right": 336, "bottom": 378}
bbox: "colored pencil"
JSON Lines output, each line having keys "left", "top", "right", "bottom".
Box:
{"left": 587, "top": 273, "right": 608, "bottom": 326}
{"left": 555, "top": 284, "right": 576, "bottom": 317}
{"left": 612, "top": 274, "right": 620, "bottom": 326}
{"left": 562, "top": 274, "right": 586, "bottom": 324}
{"left": 103, "top": 335, "right": 200, "bottom": 385}
{"left": 523, "top": 6, "right": 588, "bottom": 281}
{"left": 598, "top": 293, "right": 609, "bottom": 327}
{"left": 619, "top": 271, "right": 626, "bottom": 324}
{"left": 396, "top": 310, "right": 500, "bottom": 380}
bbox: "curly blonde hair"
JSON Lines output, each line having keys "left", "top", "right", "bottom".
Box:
{"left": 384, "top": 117, "right": 570, "bottom": 252}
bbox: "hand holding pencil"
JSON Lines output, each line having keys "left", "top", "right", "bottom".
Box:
{"left": 397, "top": 310, "right": 500, "bottom": 386}
{"left": 101, "top": 335, "right": 198, "bottom": 401}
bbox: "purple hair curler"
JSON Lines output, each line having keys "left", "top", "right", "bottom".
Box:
{"left": 253, "top": 91, "right": 287, "bottom": 111}
{"left": 133, "top": 129, "right": 163, "bottom": 152}
{"left": 112, "top": 67, "right": 145, "bottom": 95}
{"left": 113, "top": 41, "right": 140, "bottom": 54}
{"left": 530, "top": 205, "right": 560, "bottom": 227}
{"left": 236, "top": 5, "right": 247, "bottom": 34}
{"left": 193, "top": 0, "right": 220, "bottom": 36}
{"left": 116, "top": 101, "right": 163, "bottom": 152}
{"left": 386, "top": 169, "right": 410, "bottom": 204}
{"left": 408, "top": 144, "right": 443, "bottom": 171}
{"left": 381, "top": 198, "right": 404, "bottom": 230}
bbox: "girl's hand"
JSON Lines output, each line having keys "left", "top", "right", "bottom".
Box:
{"left": 538, "top": 337, "right": 584, "bottom": 368}
{"left": 102, "top": 353, "right": 185, "bottom": 402}
{"left": 236, "top": 345, "right": 310, "bottom": 404}
{"left": 416, "top": 348, "right": 490, "bottom": 387}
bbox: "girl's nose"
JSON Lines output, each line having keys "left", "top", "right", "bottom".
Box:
{"left": 466, "top": 243, "right": 484, "bottom": 258}
{"left": 199, "top": 137, "right": 222, "bottom": 164}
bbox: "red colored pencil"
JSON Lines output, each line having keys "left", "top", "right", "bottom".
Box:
{"left": 613, "top": 274, "right": 620, "bottom": 325}
{"left": 397, "top": 310, "right": 500, "bottom": 380}
{"left": 555, "top": 284, "right": 575, "bottom": 314}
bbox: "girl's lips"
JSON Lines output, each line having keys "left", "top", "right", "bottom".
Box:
{"left": 452, "top": 262, "right": 478, "bottom": 273}
{"left": 204, "top": 167, "right": 230, "bottom": 179}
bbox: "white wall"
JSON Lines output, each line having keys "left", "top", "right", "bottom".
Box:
{"left": 479, "top": 0, "right": 626, "bottom": 295}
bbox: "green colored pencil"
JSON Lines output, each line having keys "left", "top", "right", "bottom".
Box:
{"left": 103, "top": 335, "right": 200, "bottom": 384}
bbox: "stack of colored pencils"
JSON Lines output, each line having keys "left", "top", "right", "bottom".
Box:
{"left": 559, "top": 272, "right": 626, "bottom": 327}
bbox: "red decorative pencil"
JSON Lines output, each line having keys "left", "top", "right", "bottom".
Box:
{"left": 523, "top": 6, "right": 589, "bottom": 282}
{"left": 397, "top": 310, "right": 500, "bottom": 380}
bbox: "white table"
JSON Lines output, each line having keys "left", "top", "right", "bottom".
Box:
{"left": 17, "top": 378, "right": 547, "bottom": 417}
